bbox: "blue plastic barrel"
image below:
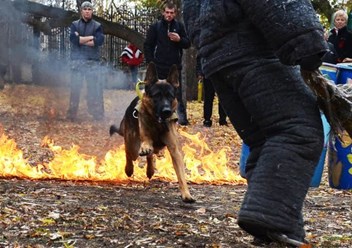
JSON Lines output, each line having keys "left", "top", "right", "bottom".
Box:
{"left": 320, "top": 63, "right": 338, "bottom": 82}
{"left": 325, "top": 63, "right": 352, "bottom": 189}
{"left": 335, "top": 63, "right": 352, "bottom": 84}
{"left": 239, "top": 144, "right": 249, "bottom": 178}
{"left": 311, "top": 114, "right": 331, "bottom": 187}
{"left": 239, "top": 113, "right": 330, "bottom": 187}
{"left": 328, "top": 133, "right": 352, "bottom": 189}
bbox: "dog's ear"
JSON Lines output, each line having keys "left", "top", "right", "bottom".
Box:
{"left": 145, "top": 62, "right": 158, "bottom": 85}
{"left": 167, "top": 64, "right": 179, "bottom": 88}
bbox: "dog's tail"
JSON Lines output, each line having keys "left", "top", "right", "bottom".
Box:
{"left": 109, "top": 125, "right": 123, "bottom": 136}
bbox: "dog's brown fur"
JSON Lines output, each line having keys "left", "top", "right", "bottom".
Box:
{"left": 110, "top": 62, "right": 195, "bottom": 203}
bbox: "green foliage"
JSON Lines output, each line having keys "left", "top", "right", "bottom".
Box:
{"left": 138, "top": 0, "right": 164, "bottom": 10}
{"left": 320, "top": 14, "right": 331, "bottom": 30}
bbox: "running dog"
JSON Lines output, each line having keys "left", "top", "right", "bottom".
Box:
{"left": 109, "top": 62, "right": 195, "bottom": 203}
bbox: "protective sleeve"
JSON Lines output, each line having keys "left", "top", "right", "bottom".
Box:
{"left": 183, "top": 0, "right": 202, "bottom": 48}
{"left": 238, "top": 0, "right": 328, "bottom": 66}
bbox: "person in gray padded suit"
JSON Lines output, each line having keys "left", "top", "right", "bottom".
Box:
{"left": 183, "top": 0, "right": 329, "bottom": 245}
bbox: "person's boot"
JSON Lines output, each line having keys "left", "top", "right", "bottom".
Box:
{"left": 177, "top": 102, "right": 189, "bottom": 125}
{"left": 93, "top": 112, "right": 104, "bottom": 121}
{"left": 203, "top": 119, "right": 212, "bottom": 127}
{"left": 66, "top": 109, "right": 77, "bottom": 121}
{"left": 237, "top": 163, "right": 310, "bottom": 245}
{"left": 219, "top": 119, "right": 228, "bottom": 126}
{"left": 88, "top": 107, "right": 104, "bottom": 121}
{"left": 238, "top": 214, "right": 306, "bottom": 244}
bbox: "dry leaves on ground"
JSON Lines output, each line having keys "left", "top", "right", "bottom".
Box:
{"left": 0, "top": 84, "right": 351, "bottom": 248}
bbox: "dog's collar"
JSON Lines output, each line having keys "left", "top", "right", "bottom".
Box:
{"left": 135, "top": 80, "right": 145, "bottom": 100}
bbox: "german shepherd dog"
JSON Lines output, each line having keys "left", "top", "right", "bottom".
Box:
{"left": 110, "top": 62, "right": 195, "bottom": 203}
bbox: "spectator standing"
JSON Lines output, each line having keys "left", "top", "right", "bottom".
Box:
{"left": 196, "top": 57, "right": 227, "bottom": 127}
{"left": 120, "top": 43, "right": 144, "bottom": 90}
{"left": 184, "top": 0, "right": 328, "bottom": 245}
{"left": 327, "top": 10, "right": 352, "bottom": 63}
{"left": 144, "top": 2, "right": 191, "bottom": 125}
{"left": 67, "top": 1, "right": 105, "bottom": 121}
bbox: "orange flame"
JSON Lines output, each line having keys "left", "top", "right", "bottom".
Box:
{"left": 0, "top": 131, "right": 246, "bottom": 185}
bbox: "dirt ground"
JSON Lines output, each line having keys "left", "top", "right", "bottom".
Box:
{"left": 0, "top": 85, "right": 352, "bottom": 248}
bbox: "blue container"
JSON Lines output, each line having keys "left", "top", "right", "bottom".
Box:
{"left": 239, "top": 113, "right": 330, "bottom": 187}
{"left": 239, "top": 144, "right": 249, "bottom": 178}
{"left": 325, "top": 63, "right": 352, "bottom": 189}
{"left": 320, "top": 63, "right": 338, "bottom": 83}
{"left": 328, "top": 133, "right": 352, "bottom": 189}
{"left": 311, "top": 114, "right": 331, "bottom": 187}
{"left": 310, "top": 147, "right": 327, "bottom": 187}
{"left": 336, "top": 63, "right": 352, "bottom": 84}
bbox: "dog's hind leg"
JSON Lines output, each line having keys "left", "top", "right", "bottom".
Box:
{"left": 146, "top": 155, "right": 155, "bottom": 179}
{"left": 124, "top": 130, "right": 140, "bottom": 177}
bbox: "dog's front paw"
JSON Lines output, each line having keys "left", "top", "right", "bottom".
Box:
{"left": 181, "top": 191, "right": 196, "bottom": 203}
{"left": 182, "top": 195, "right": 196, "bottom": 204}
{"left": 139, "top": 143, "right": 153, "bottom": 156}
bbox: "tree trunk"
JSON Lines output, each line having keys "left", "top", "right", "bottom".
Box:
{"left": 184, "top": 47, "right": 198, "bottom": 101}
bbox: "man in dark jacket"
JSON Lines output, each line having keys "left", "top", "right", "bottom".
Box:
{"left": 67, "top": 1, "right": 105, "bottom": 121}
{"left": 184, "top": 0, "right": 328, "bottom": 245}
{"left": 144, "top": 2, "right": 191, "bottom": 125}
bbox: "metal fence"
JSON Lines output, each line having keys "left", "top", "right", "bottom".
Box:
{"left": 0, "top": 3, "right": 160, "bottom": 88}
{"left": 45, "top": 3, "right": 159, "bottom": 69}
{"left": 0, "top": 1, "right": 197, "bottom": 99}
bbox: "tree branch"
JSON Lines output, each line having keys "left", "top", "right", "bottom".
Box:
{"left": 11, "top": 0, "right": 145, "bottom": 50}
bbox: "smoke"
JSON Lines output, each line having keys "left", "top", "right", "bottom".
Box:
{"left": 0, "top": 0, "right": 135, "bottom": 121}
{"left": 0, "top": 1, "right": 20, "bottom": 71}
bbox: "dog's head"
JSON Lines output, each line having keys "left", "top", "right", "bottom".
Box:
{"left": 143, "top": 62, "right": 179, "bottom": 122}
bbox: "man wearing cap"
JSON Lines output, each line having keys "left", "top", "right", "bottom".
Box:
{"left": 67, "top": 1, "right": 105, "bottom": 121}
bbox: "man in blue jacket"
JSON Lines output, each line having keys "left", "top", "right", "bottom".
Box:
{"left": 184, "top": 0, "right": 328, "bottom": 245}
{"left": 67, "top": 1, "right": 105, "bottom": 121}
{"left": 144, "top": 2, "right": 191, "bottom": 125}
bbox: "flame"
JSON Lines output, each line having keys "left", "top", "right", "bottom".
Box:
{"left": 0, "top": 131, "right": 246, "bottom": 185}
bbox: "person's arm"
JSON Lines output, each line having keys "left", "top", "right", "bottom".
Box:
{"left": 69, "top": 22, "right": 80, "bottom": 46}
{"left": 239, "top": 0, "right": 328, "bottom": 69}
{"left": 144, "top": 23, "right": 157, "bottom": 64}
{"left": 121, "top": 55, "right": 129, "bottom": 65}
{"left": 92, "top": 24, "right": 104, "bottom": 47}
{"left": 136, "top": 51, "right": 144, "bottom": 65}
{"left": 175, "top": 22, "right": 191, "bottom": 49}
{"left": 70, "top": 21, "right": 104, "bottom": 47}
{"left": 80, "top": 35, "right": 94, "bottom": 46}
{"left": 342, "top": 57, "right": 352, "bottom": 62}
{"left": 183, "top": 0, "right": 202, "bottom": 48}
